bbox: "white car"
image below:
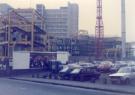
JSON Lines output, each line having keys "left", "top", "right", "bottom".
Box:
{"left": 109, "top": 66, "right": 135, "bottom": 84}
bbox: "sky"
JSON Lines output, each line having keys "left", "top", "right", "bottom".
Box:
{"left": 0, "top": 0, "right": 135, "bottom": 42}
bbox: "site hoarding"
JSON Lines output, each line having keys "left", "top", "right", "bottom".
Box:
{"left": 12, "top": 51, "right": 69, "bottom": 69}
{"left": 13, "top": 52, "right": 30, "bottom": 69}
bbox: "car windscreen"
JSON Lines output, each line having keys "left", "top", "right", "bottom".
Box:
{"left": 60, "top": 67, "right": 69, "bottom": 73}
{"left": 118, "top": 67, "right": 131, "bottom": 73}
{"left": 71, "top": 69, "right": 81, "bottom": 74}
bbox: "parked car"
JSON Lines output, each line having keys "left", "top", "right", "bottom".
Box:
{"left": 70, "top": 66, "right": 100, "bottom": 82}
{"left": 109, "top": 66, "right": 135, "bottom": 84}
{"left": 59, "top": 64, "right": 80, "bottom": 80}
{"left": 110, "top": 61, "right": 127, "bottom": 73}
{"left": 97, "top": 61, "right": 114, "bottom": 73}
{"left": 79, "top": 62, "right": 95, "bottom": 68}
{"left": 59, "top": 66, "right": 71, "bottom": 80}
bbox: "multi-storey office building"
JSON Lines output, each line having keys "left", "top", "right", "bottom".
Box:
{"left": 15, "top": 9, "right": 46, "bottom": 31}
{"left": 36, "top": 3, "right": 79, "bottom": 38}
{"left": 50, "top": 36, "right": 94, "bottom": 57}
{"left": 0, "top": 3, "right": 13, "bottom": 15}
{"left": 103, "top": 37, "right": 122, "bottom": 60}
{"left": 49, "top": 36, "right": 126, "bottom": 61}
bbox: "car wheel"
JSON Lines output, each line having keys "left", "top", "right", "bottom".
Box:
{"left": 119, "top": 79, "right": 124, "bottom": 84}
{"left": 125, "top": 78, "right": 130, "bottom": 85}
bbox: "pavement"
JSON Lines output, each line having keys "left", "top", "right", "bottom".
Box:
{"left": 9, "top": 77, "right": 135, "bottom": 95}
{"left": 0, "top": 78, "right": 130, "bottom": 95}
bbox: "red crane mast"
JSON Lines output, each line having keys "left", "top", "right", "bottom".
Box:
{"left": 95, "top": 0, "right": 104, "bottom": 59}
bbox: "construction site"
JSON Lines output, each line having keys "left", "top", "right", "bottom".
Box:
{"left": 0, "top": 0, "right": 134, "bottom": 70}
{"left": 0, "top": 1, "right": 135, "bottom": 95}
{"left": 0, "top": 8, "right": 48, "bottom": 61}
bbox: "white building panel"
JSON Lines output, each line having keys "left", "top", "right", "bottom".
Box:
{"left": 13, "top": 52, "right": 30, "bottom": 69}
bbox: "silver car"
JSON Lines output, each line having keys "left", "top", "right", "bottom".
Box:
{"left": 109, "top": 66, "right": 135, "bottom": 84}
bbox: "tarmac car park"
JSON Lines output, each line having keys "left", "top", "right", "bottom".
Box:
{"left": 39, "top": 60, "right": 135, "bottom": 85}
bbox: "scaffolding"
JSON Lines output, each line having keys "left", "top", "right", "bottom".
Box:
{"left": 0, "top": 9, "right": 48, "bottom": 59}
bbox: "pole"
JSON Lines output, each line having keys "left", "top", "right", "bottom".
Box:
{"left": 121, "top": 0, "right": 126, "bottom": 60}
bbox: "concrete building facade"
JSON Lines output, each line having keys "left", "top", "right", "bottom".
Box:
{"left": 49, "top": 36, "right": 127, "bottom": 62}
{"left": 0, "top": 3, "right": 13, "bottom": 15}
{"left": 36, "top": 3, "right": 79, "bottom": 38}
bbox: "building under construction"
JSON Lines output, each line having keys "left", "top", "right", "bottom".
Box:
{"left": 0, "top": 9, "right": 48, "bottom": 59}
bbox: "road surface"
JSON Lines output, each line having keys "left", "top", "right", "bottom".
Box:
{"left": 0, "top": 78, "right": 131, "bottom": 95}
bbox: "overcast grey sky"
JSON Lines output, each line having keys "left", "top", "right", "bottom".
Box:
{"left": 0, "top": 0, "right": 135, "bottom": 42}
